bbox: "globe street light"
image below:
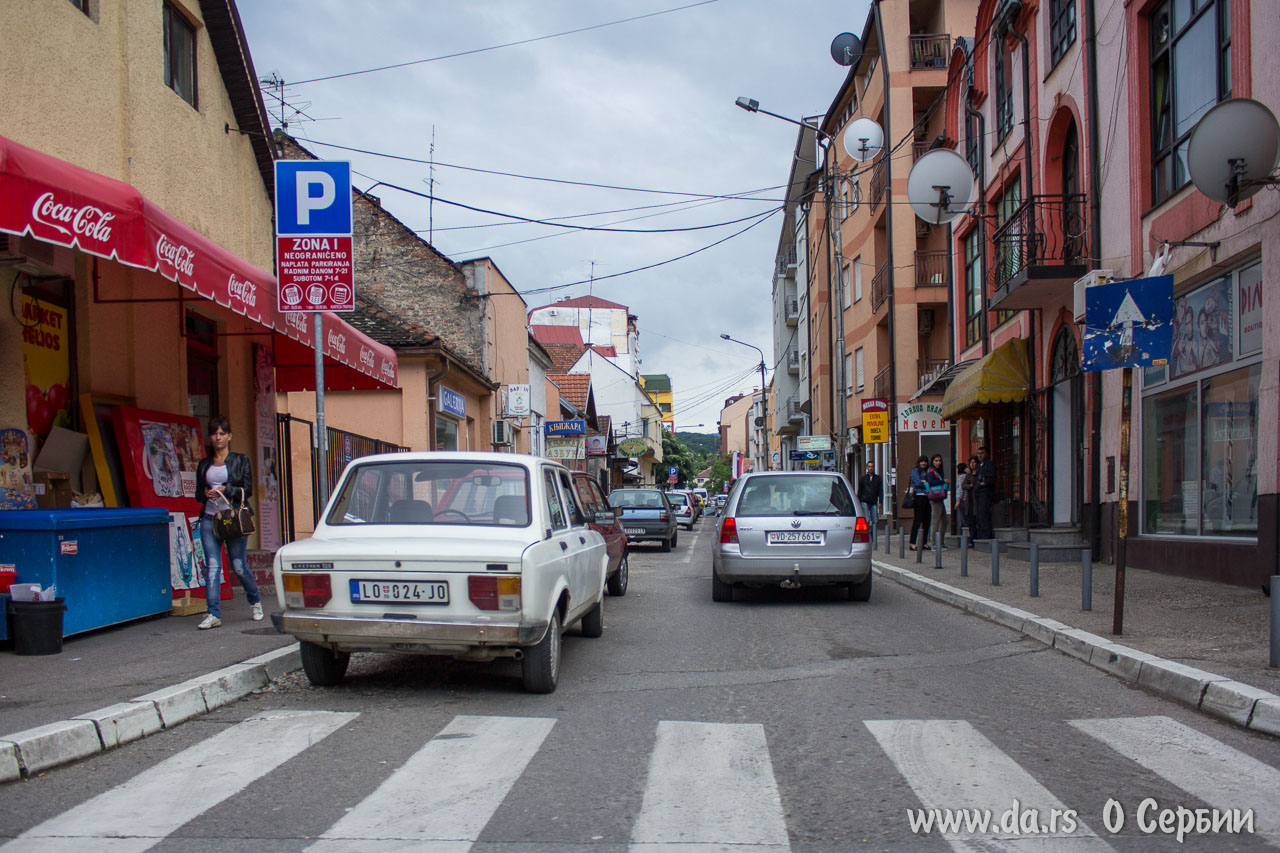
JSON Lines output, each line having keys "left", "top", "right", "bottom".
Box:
{"left": 721, "top": 333, "right": 769, "bottom": 470}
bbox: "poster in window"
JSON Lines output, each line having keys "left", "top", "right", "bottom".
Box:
{"left": 1170, "top": 278, "right": 1232, "bottom": 379}
{"left": 1237, "top": 264, "right": 1262, "bottom": 355}
{"left": 111, "top": 406, "right": 204, "bottom": 511}
{"left": 169, "top": 510, "right": 206, "bottom": 591}
{"left": 20, "top": 295, "right": 71, "bottom": 451}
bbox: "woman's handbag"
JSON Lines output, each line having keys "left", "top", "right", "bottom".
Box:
{"left": 211, "top": 489, "right": 255, "bottom": 541}
{"left": 901, "top": 488, "right": 916, "bottom": 510}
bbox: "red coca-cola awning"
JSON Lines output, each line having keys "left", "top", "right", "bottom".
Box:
{"left": 0, "top": 134, "right": 397, "bottom": 391}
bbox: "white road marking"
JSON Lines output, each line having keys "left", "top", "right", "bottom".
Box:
{"left": 630, "top": 720, "right": 791, "bottom": 852}
{"left": 306, "top": 714, "right": 556, "bottom": 853}
{"left": 865, "top": 719, "right": 1114, "bottom": 852}
{"left": 5, "top": 710, "right": 357, "bottom": 853}
{"left": 679, "top": 527, "right": 702, "bottom": 563}
{"left": 1070, "top": 715, "right": 1279, "bottom": 842}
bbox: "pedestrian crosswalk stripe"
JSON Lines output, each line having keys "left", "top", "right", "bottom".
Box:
{"left": 1070, "top": 715, "right": 1279, "bottom": 842}
{"left": 5, "top": 710, "right": 357, "bottom": 853}
{"left": 864, "top": 719, "right": 1115, "bottom": 851}
{"left": 630, "top": 720, "right": 791, "bottom": 852}
{"left": 305, "top": 714, "right": 556, "bottom": 853}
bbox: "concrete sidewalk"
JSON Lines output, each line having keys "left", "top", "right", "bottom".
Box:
{"left": 870, "top": 531, "right": 1280, "bottom": 738}
{"left": 0, "top": 592, "right": 297, "bottom": 782}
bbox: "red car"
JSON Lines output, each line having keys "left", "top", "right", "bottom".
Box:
{"left": 571, "top": 472, "right": 629, "bottom": 595}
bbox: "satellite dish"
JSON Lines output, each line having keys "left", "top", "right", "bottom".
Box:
{"left": 842, "top": 117, "right": 884, "bottom": 161}
{"left": 1187, "top": 98, "right": 1280, "bottom": 206}
{"left": 830, "top": 32, "right": 862, "bottom": 67}
{"left": 906, "top": 149, "right": 976, "bottom": 225}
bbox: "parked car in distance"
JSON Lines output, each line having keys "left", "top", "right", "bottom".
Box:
{"left": 706, "top": 493, "right": 726, "bottom": 517}
{"left": 608, "top": 487, "right": 678, "bottom": 552}
{"left": 570, "top": 471, "right": 628, "bottom": 596}
{"left": 713, "top": 471, "right": 872, "bottom": 602}
{"left": 272, "top": 452, "right": 607, "bottom": 693}
{"left": 692, "top": 487, "right": 709, "bottom": 508}
{"left": 667, "top": 490, "right": 695, "bottom": 530}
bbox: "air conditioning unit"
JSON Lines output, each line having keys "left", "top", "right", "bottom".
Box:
{"left": 918, "top": 309, "right": 935, "bottom": 336}
{"left": 1072, "top": 269, "right": 1114, "bottom": 323}
{"left": 492, "top": 419, "right": 515, "bottom": 447}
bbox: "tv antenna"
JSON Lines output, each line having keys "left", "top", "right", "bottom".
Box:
{"left": 906, "top": 149, "right": 976, "bottom": 225}
{"left": 830, "top": 32, "right": 863, "bottom": 67}
{"left": 1187, "top": 97, "right": 1280, "bottom": 208}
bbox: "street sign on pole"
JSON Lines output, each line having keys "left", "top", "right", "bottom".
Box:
{"left": 274, "top": 161, "right": 355, "bottom": 313}
{"left": 1083, "top": 275, "right": 1174, "bottom": 371}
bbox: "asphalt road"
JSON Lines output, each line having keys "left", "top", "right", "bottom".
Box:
{"left": 2, "top": 518, "right": 1279, "bottom": 851}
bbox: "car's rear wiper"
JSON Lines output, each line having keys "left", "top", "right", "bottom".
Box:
{"left": 792, "top": 509, "right": 840, "bottom": 515}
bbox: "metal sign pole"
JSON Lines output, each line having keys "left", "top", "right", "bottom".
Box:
{"left": 1113, "top": 366, "right": 1131, "bottom": 635}
{"left": 314, "top": 312, "right": 328, "bottom": 511}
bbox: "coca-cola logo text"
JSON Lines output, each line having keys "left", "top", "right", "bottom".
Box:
{"left": 285, "top": 312, "right": 309, "bottom": 335}
{"left": 32, "top": 192, "right": 115, "bottom": 243}
{"left": 327, "top": 329, "right": 347, "bottom": 355}
{"left": 359, "top": 346, "right": 375, "bottom": 369}
{"left": 156, "top": 234, "right": 195, "bottom": 277}
{"left": 380, "top": 359, "right": 395, "bottom": 380}
{"left": 228, "top": 274, "right": 258, "bottom": 307}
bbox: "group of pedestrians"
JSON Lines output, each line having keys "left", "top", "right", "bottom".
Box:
{"left": 858, "top": 445, "right": 996, "bottom": 551}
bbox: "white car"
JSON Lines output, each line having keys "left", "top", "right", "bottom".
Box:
{"left": 272, "top": 452, "right": 608, "bottom": 693}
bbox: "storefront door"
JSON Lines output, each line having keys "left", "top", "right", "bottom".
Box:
{"left": 1049, "top": 328, "right": 1081, "bottom": 525}
{"left": 185, "top": 313, "right": 219, "bottom": 438}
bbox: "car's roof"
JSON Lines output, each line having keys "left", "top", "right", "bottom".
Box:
{"left": 342, "top": 451, "right": 559, "bottom": 472}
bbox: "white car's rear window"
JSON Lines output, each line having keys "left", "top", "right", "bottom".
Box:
{"left": 735, "top": 476, "right": 856, "bottom": 517}
{"left": 326, "top": 461, "right": 531, "bottom": 527}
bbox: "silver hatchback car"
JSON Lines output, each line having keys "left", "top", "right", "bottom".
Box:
{"left": 712, "top": 471, "right": 872, "bottom": 602}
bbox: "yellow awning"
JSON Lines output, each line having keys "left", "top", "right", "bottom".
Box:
{"left": 940, "top": 337, "right": 1031, "bottom": 420}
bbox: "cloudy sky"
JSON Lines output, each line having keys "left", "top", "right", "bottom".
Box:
{"left": 239, "top": 0, "right": 870, "bottom": 433}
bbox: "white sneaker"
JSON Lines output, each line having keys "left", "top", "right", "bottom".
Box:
{"left": 197, "top": 614, "right": 222, "bottom": 630}
{"left": 251, "top": 603, "right": 264, "bottom": 622}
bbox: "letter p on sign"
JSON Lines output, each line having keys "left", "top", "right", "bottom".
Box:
{"left": 274, "top": 161, "right": 352, "bottom": 236}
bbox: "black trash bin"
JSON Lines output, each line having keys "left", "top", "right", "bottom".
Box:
{"left": 7, "top": 598, "right": 67, "bottom": 656}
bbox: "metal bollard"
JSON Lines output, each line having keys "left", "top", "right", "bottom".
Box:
{"left": 1270, "top": 575, "right": 1279, "bottom": 669}
{"left": 886, "top": 523, "right": 892, "bottom": 555}
{"left": 1029, "top": 543, "right": 1040, "bottom": 597}
{"left": 960, "top": 532, "right": 969, "bottom": 577}
{"left": 899, "top": 529, "right": 906, "bottom": 559}
{"left": 1082, "top": 548, "right": 1093, "bottom": 611}
{"left": 934, "top": 532, "right": 943, "bottom": 569}
{"left": 915, "top": 528, "right": 925, "bottom": 563}
{"left": 991, "top": 538, "right": 1000, "bottom": 586}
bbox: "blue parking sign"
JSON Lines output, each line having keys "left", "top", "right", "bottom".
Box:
{"left": 274, "top": 161, "right": 352, "bottom": 236}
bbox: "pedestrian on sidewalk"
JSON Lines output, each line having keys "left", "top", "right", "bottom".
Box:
{"left": 908, "top": 456, "right": 931, "bottom": 550}
{"left": 857, "top": 461, "right": 883, "bottom": 532}
{"left": 926, "top": 455, "right": 948, "bottom": 548}
{"left": 962, "top": 455, "right": 979, "bottom": 543}
{"left": 954, "top": 462, "right": 970, "bottom": 535}
{"left": 973, "top": 444, "right": 996, "bottom": 540}
{"left": 195, "top": 416, "right": 263, "bottom": 630}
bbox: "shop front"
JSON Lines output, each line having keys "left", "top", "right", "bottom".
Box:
{"left": 0, "top": 135, "right": 397, "bottom": 614}
{"left": 1128, "top": 260, "right": 1267, "bottom": 585}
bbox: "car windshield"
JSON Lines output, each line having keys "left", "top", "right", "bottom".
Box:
{"left": 325, "top": 460, "right": 531, "bottom": 527}
{"left": 735, "top": 475, "right": 856, "bottom": 517}
{"left": 609, "top": 490, "right": 665, "bottom": 509}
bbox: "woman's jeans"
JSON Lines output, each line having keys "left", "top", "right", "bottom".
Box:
{"left": 909, "top": 497, "right": 932, "bottom": 547}
{"left": 200, "top": 516, "right": 260, "bottom": 618}
{"left": 929, "top": 501, "right": 948, "bottom": 545}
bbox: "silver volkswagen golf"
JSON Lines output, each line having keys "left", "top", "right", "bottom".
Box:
{"left": 712, "top": 471, "right": 872, "bottom": 602}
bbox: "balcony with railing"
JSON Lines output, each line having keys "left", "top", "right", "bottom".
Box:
{"left": 988, "top": 193, "right": 1090, "bottom": 312}
{"left": 871, "top": 260, "right": 890, "bottom": 313}
{"left": 777, "top": 395, "right": 805, "bottom": 435}
{"left": 784, "top": 297, "right": 799, "bottom": 326}
{"left": 786, "top": 345, "right": 800, "bottom": 374}
{"left": 918, "top": 358, "right": 950, "bottom": 391}
{"left": 912, "top": 139, "right": 934, "bottom": 162}
{"left": 869, "top": 158, "right": 887, "bottom": 213}
{"left": 914, "top": 249, "right": 949, "bottom": 290}
{"left": 909, "top": 34, "right": 950, "bottom": 70}
{"left": 774, "top": 245, "right": 797, "bottom": 278}
{"left": 873, "top": 365, "right": 891, "bottom": 401}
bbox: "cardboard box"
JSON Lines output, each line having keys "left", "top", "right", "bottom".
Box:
{"left": 33, "top": 471, "right": 74, "bottom": 509}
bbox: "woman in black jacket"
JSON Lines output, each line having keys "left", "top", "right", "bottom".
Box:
{"left": 194, "top": 416, "right": 262, "bottom": 629}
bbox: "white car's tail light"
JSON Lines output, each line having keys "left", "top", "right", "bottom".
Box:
{"left": 719, "top": 517, "right": 738, "bottom": 544}
{"left": 283, "top": 573, "right": 332, "bottom": 608}
{"left": 468, "top": 575, "right": 521, "bottom": 611}
{"left": 853, "top": 516, "right": 870, "bottom": 543}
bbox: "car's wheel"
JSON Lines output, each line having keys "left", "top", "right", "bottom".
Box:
{"left": 848, "top": 571, "right": 873, "bottom": 602}
{"left": 580, "top": 594, "right": 604, "bottom": 638}
{"left": 607, "top": 553, "right": 629, "bottom": 596}
{"left": 660, "top": 533, "right": 672, "bottom": 552}
{"left": 521, "top": 610, "right": 561, "bottom": 693}
{"left": 299, "top": 641, "right": 350, "bottom": 687}
{"left": 672, "top": 530, "right": 679, "bottom": 548}
{"left": 711, "top": 568, "right": 734, "bottom": 602}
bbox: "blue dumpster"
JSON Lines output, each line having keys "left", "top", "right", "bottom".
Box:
{"left": 0, "top": 508, "right": 171, "bottom": 639}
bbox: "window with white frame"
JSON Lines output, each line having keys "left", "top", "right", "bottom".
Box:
{"left": 854, "top": 257, "right": 863, "bottom": 302}
{"left": 855, "top": 347, "right": 864, "bottom": 392}
{"left": 842, "top": 264, "right": 852, "bottom": 309}
{"left": 844, "top": 353, "right": 854, "bottom": 397}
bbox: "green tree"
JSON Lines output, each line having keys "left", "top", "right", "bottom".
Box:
{"left": 661, "top": 432, "right": 700, "bottom": 487}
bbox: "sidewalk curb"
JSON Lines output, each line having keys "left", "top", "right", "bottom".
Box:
{"left": 872, "top": 560, "right": 1280, "bottom": 738}
{"left": 0, "top": 643, "right": 300, "bottom": 783}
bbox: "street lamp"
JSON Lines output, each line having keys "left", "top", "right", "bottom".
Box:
{"left": 721, "top": 333, "right": 769, "bottom": 470}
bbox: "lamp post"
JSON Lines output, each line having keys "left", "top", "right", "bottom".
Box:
{"left": 721, "top": 333, "right": 769, "bottom": 471}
